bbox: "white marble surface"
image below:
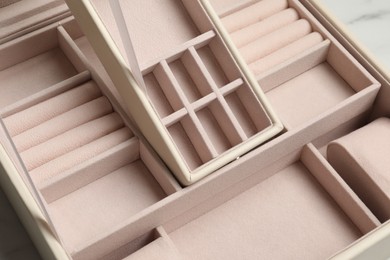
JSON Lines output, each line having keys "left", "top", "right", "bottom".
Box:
{"left": 0, "top": 1, "right": 389, "bottom": 259}
{"left": 320, "top": 0, "right": 390, "bottom": 72}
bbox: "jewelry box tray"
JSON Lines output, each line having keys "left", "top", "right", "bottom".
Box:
{"left": 0, "top": 0, "right": 389, "bottom": 259}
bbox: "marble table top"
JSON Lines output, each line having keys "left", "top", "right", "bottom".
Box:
{"left": 320, "top": 0, "right": 390, "bottom": 72}
{"left": 0, "top": 1, "right": 389, "bottom": 259}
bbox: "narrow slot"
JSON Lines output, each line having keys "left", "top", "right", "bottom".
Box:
{"left": 234, "top": 84, "right": 272, "bottom": 132}
{"left": 196, "top": 104, "right": 233, "bottom": 154}
{"left": 144, "top": 73, "right": 175, "bottom": 118}
{"left": 230, "top": 8, "right": 300, "bottom": 48}
{"left": 0, "top": 70, "right": 90, "bottom": 117}
{"left": 140, "top": 142, "right": 182, "bottom": 195}
{"left": 257, "top": 39, "right": 330, "bottom": 92}
{"left": 224, "top": 91, "right": 260, "bottom": 138}
{"left": 181, "top": 114, "right": 218, "bottom": 164}
{"left": 21, "top": 113, "right": 124, "bottom": 172}
{"left": 153, "top": 63, "right": 184, "bottom": 112}
{"left": 169, "top": 59, "right": 206, "bottom": 102}
{"left": 3, "top": 80, "right": 102, "bottom": 137}
{"left": 167, "top": 121, "right": 203, "bottom": 171}
{"left": 184, "top": 47, "right": 247, "bottom": 144}
{"left": 141, "top": 30, "right": 216, "bottom": 74}
{"left": 57, "top": 26, "right": 88, "bottom": 73}
{"left": 249, "top": 32, "right": 325, "bottom": 76}
{"left": 301, "top": 144, "right": 380, "bottom": 234}
{"left": 13, "top": 96, "right": 113, "bottom": 152}
{"left": 196, "top": 45, "right": 229, "bottom": 88}
{"left": 40, "top": 138, "right": 140, "bottom": 203}
{"left": 30, "top": 127, "right": 133, "bottom": 185}
{"left": 239, "top": 19, "right": 312, "bottom": 64}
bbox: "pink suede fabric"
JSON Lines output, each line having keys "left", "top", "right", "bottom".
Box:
{"left": 240, "top": 19, "right": 312, "bottom": 64}
{"left": 328, "top": 118, "right": 390, "bottom": 222}
{"left": 231, "top": 8, "right": 299, "bottom": 48}
{"left": 221, "top": 0, "right": 289, "bottom": 33}
{"left": 4, "top": 81, "right": 101, "bottom": 136}
{"left": 249, "top": 32, "right": 324, "bottom": 75}
{"left": 13, "top": 96, "right": 113, "bottom": 152}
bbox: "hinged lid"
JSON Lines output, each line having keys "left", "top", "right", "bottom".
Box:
{"left": 0, "top": 0, "right": 70, "bottom": 44}
{"left": 65, "top": 0, "right": 283, "bottom": 185}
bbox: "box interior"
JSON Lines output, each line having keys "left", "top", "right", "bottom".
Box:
{"left": 0, "top": 0, "right": 389, "bottom": 259}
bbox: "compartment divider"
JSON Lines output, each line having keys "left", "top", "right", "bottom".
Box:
{"left": 184, "top": 46, "right": 248, "bottom": 144}
{"left": 191, "top": 93, "right": 217, "bottom": 112}
{"left": 156, "top": 60, "right": 218, "bottom": 162}
{"left": 40, "top": 137, "right": 140, "bottom": 203}
{"left": 258, "top": 39, "right": 330, "bottom": 93}
{"left": 301, "top": 144, "right": 380, "bottom": 234}
{"left": 162, "top": 108, "right": 188, "bottom": 127}
{"left": 140, "top": 142, "right": 182, "bottom": 195}
{"left": 57, "top": 26, "right": 88, "bottom": 73}
{"left": 0, "top": 70, "right": 91, "bottom": 118}
{"left": 219, "top": 78, "right": 244, "bottom": 96}
{"left": 141, "top": 30, "right": 216, "bottom": 75}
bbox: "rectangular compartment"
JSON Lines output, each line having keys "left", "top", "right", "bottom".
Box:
{"left": 0, "top": 25, "right": 82, "bottom": 109}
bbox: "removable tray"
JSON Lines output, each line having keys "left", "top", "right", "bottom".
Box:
{"left": 65, "top": 0, "right": 283, "bottom": 185}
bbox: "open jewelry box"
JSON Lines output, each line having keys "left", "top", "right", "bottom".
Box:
{"left": 0, "top": 0, "right": 390, "bottom": 259}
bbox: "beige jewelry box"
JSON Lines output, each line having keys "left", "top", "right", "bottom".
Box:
{"left": 0, "top": 0, "right": 389, "bottom": 259}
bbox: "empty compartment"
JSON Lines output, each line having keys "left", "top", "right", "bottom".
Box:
{"left": 168, "top": 162, "right": 363, "bottom": 259}
{"left": 196, "top": 44, "right": 230, "bottom": 88}
{"left": 47, "top": 144, "right": 168, "bottom": 254}
{"left": 264, "top": 42, "right": 377, "bottom": 128}
{"left": 167, "top": 116, "right": 208, "bottom": 171}
{"left": 0, "top": 26, "right": 81, "bottom": 109}
{"left": 224, "top": 82, "right": 272, "bottom": 138}
{"left": 196, "top": 103, "right": 233, "bottom": 154}
{"left": 144, "top": 72, "right": 177, "bottom": 118}
{"left": 170, "top": 58, "right": 211, "bottom": 102}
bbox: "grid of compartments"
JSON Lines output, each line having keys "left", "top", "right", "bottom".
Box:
{"left": 0, "top": 21, "right": 181, "bottom": 257}
{"left": 93, "top": 0, "right": 276, "bottom": 176}
{"left": 143, "top": 33, "right": 270, "bottom": 170}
